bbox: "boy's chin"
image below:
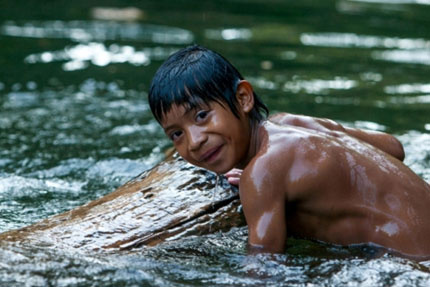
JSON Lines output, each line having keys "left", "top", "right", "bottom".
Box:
{"left": 187, "top": 157, "right": 236, "bottom": 174}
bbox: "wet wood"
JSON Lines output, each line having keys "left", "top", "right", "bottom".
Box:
{"left": 0, "top": 151, "right": 245, "bottom": 251}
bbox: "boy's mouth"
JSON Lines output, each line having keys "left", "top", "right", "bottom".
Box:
{"left": 200, "top": 144, "right": 223, "bottom": 163}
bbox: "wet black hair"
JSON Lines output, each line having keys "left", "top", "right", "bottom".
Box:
{"left": 148, "top": 45, "right": 268, "bottom": 124}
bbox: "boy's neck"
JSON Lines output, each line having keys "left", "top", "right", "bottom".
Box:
{"left": 236, "top": 120, "right": 264, "bottom": 170}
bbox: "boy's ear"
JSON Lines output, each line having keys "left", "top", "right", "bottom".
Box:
{"left": 235, "top": 80, "right": 254, "bottom": 114}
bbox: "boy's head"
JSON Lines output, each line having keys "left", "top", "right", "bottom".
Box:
{"left": 148, "top": 45, "right": 268, "bottom": 125}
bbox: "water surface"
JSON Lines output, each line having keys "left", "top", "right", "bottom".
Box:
{"left": 1, "top": 0, "right": 430, "bottom": 286}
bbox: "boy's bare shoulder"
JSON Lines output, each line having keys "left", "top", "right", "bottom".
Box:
{"left": 268, "top": 112, "right": 303, "bottom": 125}
{"left": 241, "top": 121, "right": 337, "bottom": 199}
{"left": 268, "top": 112, "right": 320, "bottom": 125}
{"left": 268, "top": 112, "right": 342, "bottom": 134}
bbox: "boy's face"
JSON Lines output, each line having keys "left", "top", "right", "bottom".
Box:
{"left": 160, "top": 101, "right": 252, "bottom": 174}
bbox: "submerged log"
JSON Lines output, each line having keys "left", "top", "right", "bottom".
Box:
{"left": 0, "top": 151, "right": 245, "bottom": 251}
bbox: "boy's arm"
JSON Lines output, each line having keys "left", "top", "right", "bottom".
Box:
{"left": 269, "top": 113, "right": 405, "bottom": 161}
{"left": 240, "top": 169, "right": 287, "bottom": 254}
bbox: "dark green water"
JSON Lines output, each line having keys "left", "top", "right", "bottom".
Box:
{"left": 1, "top": 0, "right": 430, "bottom": 286}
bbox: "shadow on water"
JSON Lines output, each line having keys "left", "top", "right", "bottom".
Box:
{"left": 1, "top": 0, "right": 430, "bottom": 286}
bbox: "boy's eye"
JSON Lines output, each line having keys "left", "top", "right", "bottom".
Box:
{"left": 195, "top": 110, "right": 209, "bottom": 122}
{"left": 169, "top": 130, "right": 183, "bottom": 141}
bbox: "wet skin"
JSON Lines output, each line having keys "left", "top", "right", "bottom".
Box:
{"left": 242, "top": 116, "right": 430, "bottom": 257}
{"left": 161, "top": 81, "right": 430, "bottom": 258}
{"left": 160, "top": 81, "right": 256, "bottom": 175}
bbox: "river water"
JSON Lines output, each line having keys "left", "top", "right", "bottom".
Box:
{"left": 1, "top": 0, "right": 430, "bottom": 286}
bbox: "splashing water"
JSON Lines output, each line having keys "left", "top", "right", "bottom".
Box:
{"left": 2, "top": 0, "right": 430, "bottom": 285}
{"left": 214, "top": 174, "right": 220, "bottom": 204}
{"left": 209, "top": 174, "right": 221, "bottom": 233}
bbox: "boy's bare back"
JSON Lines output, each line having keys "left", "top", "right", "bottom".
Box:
{"left": 149, "top": 45, "right": 430, "bottom": 259}
{"left": 240, "top": 112, "right": 430, "bottom": 258}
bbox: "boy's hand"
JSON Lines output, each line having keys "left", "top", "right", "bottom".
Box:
{"left": 224, "top": 168, "right": 242, "bottom": 186}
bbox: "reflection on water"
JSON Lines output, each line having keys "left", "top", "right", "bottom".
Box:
{"left": 352, "top": 121, "right": 387, "bottom": 131}
{"left": 385, "top": 84, "right": 430, "bottom": 105}
{"left": 1, "top": 20, "right": 194, "bottom": 44}
{"left": 385, "top": 83, "right": 430, "bottom": 94}
{"left": 282, "top": 77, "right": 357, "bottom": 95}
{"left": 388, "top": 95, "right": 430, "bottom": 105}
{"left": 1, "top": 0, "right": 430, "bottom": 285}
{"left": 205, "top": 28, "right": 252, "bottom": 41}
{"left": 0, "top": 77, "right": 166, "bottom": 232}
{"left": 301, "top": 32, "right": 430, "bottom": 66}
{"left": 372, "top": 49, "right": 430, "bottom": 65}
{"left": 301, "top": 32, "right": 430, "bottom": 50}
{"left": 1, "top": 20, "right": 191, "bottom": 71}
{"left": 400, "top": 132, "right": 430, "bottom": 181}
{"left": 24, "top": 43, "right": 178, "bottom": 71}
{"left": 91, "top": 7, "right": 144, "bottom": 21}
{"left": 247, "top": 77, "right": 278, "bottom": 90}
{"left": 360, "top": 72, "right": 383, "bottom": 82}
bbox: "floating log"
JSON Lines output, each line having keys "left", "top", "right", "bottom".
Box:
{"left": 0, "top": 151, "right": 245, "bottom": 251}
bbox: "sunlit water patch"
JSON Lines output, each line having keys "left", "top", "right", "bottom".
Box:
{"left": 247, "top": 77, "right": 278, "bottom": 91}
{"left": 205, "top": 28, "right": 252, "bottom": 41}
{"left": 24, "top": 44, "right": 178, "bottom": 71}
{"left": 0, "top": 20, "right": 194, "bottom": 44}
{"left": 385, "top": 83, "right": 430, "bottom": 94}
{"left": 399, "top": 131, "right": 430, "bottom": 181}
{"left": 1, "top": 0, "right": 430, "bottom": 285}
{"left": 0, "top": 155, "right": 162, "bottom": 233}
{"left": 388, "top": 95, "right": 430, "bottom": 105}
{"left": 282, "top": 76, "right": 358, "bottom": 95}
{"left": 352, "top": 121, "right": 387, "bottom": 131}
{"left": 372, "top": 49, "right": 430, "bottom": 65}
{"left": 383, "top": 83, "right": 430, "bottom": 105}
{"left": 91, "top": 7, "right": 144, "bottom": 22}
{"left": 301, "top": 33, "right": 430, "bottom": 49}
{"left": 0, "top": 78, "right": 167, "bottom": 232}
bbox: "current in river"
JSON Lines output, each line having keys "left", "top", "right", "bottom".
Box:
{"left": 1, "top": 0, "right": 430, "bottom": 286}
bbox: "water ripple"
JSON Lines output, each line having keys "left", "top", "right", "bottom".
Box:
{"left": 399, "top": 131, "right": 430, "bottom": 181}
{"left": 372, "top": 49, "right": 430, "bottom": 65}
{"left": 1, "top": 20, "right": 194, "bottom": 44}
{"left": 24, "top": 44, "right": 178, "bottom": 71}
{"left": 301, "top": 32, "right": 430, "bottom": 50}
{"left": 283, "top": 77, "right": 358, "bottom": 95}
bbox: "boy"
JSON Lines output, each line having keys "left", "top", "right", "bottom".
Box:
{"left": 148, "top": 45, "right": 430, "bottom": 259}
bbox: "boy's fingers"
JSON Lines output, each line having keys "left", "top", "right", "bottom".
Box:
{"left": 225, "top": 168, "right": 243, "bottom": 177}
{"left": 225, "top": 168, "right": 243, "bottom": 186}
{"left": 227, "top": 176, "right": 240, "bottom": 186}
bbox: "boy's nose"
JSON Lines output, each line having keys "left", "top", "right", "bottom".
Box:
{"left": 188, "top": 126, "right": 207, "bottom": 151}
